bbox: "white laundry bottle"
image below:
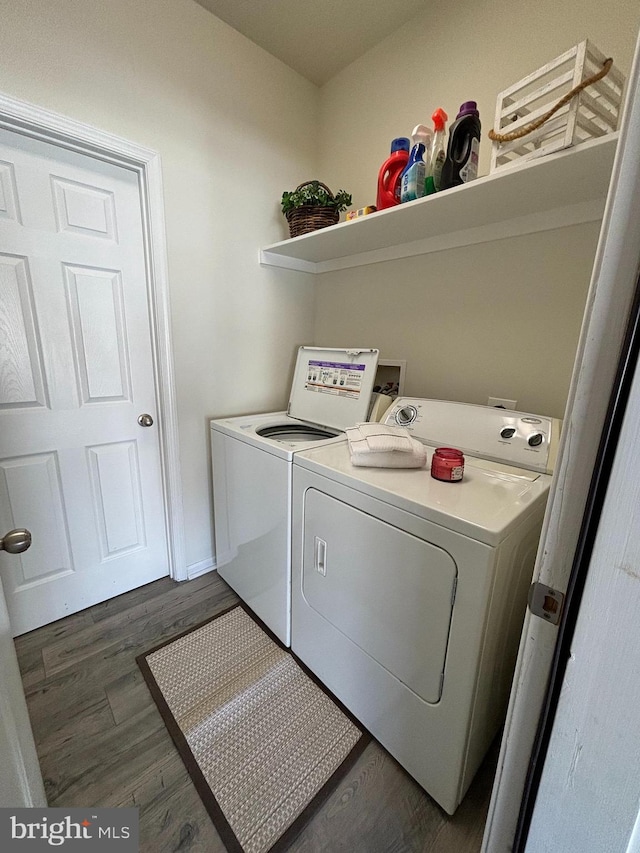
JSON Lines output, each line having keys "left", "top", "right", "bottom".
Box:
{"left": 425, "top": 107, "right": 448, "bottom": 193}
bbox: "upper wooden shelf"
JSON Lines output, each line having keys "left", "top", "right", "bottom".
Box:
{"left": 260, "top": 133, "right": 619, "bottom": 274}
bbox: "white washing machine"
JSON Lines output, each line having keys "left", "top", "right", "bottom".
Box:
{"left": 291, "top": 398, "right": 561, "bottom": 814}
{"left": 210, "top": 346, "right": 379, "bottom": 646}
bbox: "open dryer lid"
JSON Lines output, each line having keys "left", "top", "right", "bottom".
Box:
{"left": 288, "top": 346, "right": 379, "bottom": 431}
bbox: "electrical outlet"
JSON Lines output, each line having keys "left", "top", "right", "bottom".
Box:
{"left": 488, "top": 396, "right": 518, "bottom": 410}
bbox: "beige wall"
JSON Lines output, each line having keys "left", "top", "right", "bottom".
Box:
{"left": 315, "top": 0, "right": 640, "bottom": 419}
{"left": 0, "top": 0, "right": 318, "bottom": 572}
{"left": 313, "top": 224, "right": 602, "bottom": 417}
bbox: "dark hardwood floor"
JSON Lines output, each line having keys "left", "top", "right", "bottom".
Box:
{"left": 15, "top": 573, "right": 496, "bottom": 852}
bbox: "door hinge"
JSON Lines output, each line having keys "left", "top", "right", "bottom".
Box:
{"left": 528, "top": 582, "right": 565, "bottom": 625}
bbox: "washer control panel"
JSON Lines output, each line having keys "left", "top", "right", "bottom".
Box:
{"left": 383, "top": 398, "right": 561, "bottom": 474}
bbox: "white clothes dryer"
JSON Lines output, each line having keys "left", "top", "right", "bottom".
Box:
{"left": 210, "top": 346, "right": 379, "bottom": 645}
{"left": 291, "top": 398, "right": 561, "bottom": 814}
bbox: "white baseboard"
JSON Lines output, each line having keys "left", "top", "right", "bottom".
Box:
{"left": 186, "top": 557, "right": 217, "bottom": 580}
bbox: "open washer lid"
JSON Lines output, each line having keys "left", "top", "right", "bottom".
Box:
{"left": 288, "top": 346, "right": 379, "bottom": 431}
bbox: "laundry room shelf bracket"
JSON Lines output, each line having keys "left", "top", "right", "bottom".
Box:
{"left": 260, "top": 133, "right": 619, "bottom": 274}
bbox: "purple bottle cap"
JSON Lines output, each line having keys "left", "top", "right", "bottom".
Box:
{"left": 458, "top": 101, "right": 479, "bottom": 118}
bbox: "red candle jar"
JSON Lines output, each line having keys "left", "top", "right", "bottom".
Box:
{"left": 431, "top": 447, "right": 465, "bottom": 482}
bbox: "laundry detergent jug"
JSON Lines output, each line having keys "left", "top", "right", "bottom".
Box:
{"left": 440, "top": 101, "right": 481, "bottom": 190}
{"left": 376, "top": 137, "right": 410, "bottom": 210}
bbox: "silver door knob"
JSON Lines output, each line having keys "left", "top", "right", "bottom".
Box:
{"left": 137, "top": 414, "right": 154, "bottom": 427}
{"left": 0, "top": 528, "right": 32, "bottom": 554}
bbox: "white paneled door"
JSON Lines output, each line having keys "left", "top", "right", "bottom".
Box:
{"left": 0, "top": 128, "right": 169, "bottom": 636}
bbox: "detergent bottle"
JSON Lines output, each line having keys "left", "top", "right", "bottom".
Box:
{"left": 400, "top": 125, "right": 432, "bottom": 203}
{"left": 440, "top": 101, "right": 481, "bottom": 190}
{"left": 376, "top": 137, "right": 410, "bottom": 210}
{"left": 425, "top": 107, "right": 448, "bottom": 194}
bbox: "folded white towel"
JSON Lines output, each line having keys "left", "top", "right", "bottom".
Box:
{"left": 350, "top": 440, "right": 427, "bottom": 468}
{"left": 345, "top": 422, "right": 414, "bottom": 454}
{"left": 346, "top": 423, "right": 427, "bottom": 468}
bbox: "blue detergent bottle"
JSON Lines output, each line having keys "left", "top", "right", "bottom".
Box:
{"left": 400, "top": 124, "right": 432, "bottom": 203}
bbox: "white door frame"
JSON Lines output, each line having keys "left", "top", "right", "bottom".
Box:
{"left": 0, "top": 91, "right": 186, "bottom": 581}
{"left": 482, "top": 30, "right": 640, "bottom": 852}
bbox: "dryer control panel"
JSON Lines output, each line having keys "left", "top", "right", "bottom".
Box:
{"left": 383, "top": 398, "right": 561, "bottom": 474}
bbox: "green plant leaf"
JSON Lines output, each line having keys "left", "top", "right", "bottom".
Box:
{"left": 281, "top": 181, "right": 352, "bottom": 215}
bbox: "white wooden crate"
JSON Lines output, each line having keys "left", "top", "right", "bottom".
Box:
{"left": 490, "top": 41, "right": 625, "bottom": 173}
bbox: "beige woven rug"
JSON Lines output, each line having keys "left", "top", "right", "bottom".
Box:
{"left": 138, "top": 605, "right": 368, "bottom": 853}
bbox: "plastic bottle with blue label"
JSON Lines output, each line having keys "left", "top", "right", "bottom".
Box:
{"left": 400, "top": 125, "right": 432, "bottom": 203}
{"left": 440, "top": 101, "right": 481, "bottom": 190}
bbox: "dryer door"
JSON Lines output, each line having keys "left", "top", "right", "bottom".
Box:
{"left": 301, "top": 488, "right": 457, "bottom": 703}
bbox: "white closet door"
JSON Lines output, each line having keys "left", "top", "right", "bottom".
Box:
{"left": 0, "top": 128, "right": 169, "bottom": 636}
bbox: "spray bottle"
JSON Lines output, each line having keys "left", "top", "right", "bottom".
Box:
{"left": 376, "top": 137, "right": 410, "bottom": 210}
{"left": 425, "top": 108, "right": 448, "bottom": 194}
{"left": 400, "top": 125, "right": 432, "bottom": 203}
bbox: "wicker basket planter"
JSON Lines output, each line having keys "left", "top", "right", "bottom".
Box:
{"left": 281, "top": 181, "right": 351, "bottom": 238}
{"left": 285, "top": 203, "right": 339, "bottom": 238}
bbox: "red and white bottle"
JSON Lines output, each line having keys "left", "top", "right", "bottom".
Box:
{"left": 376, "top": 137, "right": 410, "bottom": 210}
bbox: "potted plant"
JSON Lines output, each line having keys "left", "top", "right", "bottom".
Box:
{"left": 281, "top": 180, "right": 352, "bottom": 238}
